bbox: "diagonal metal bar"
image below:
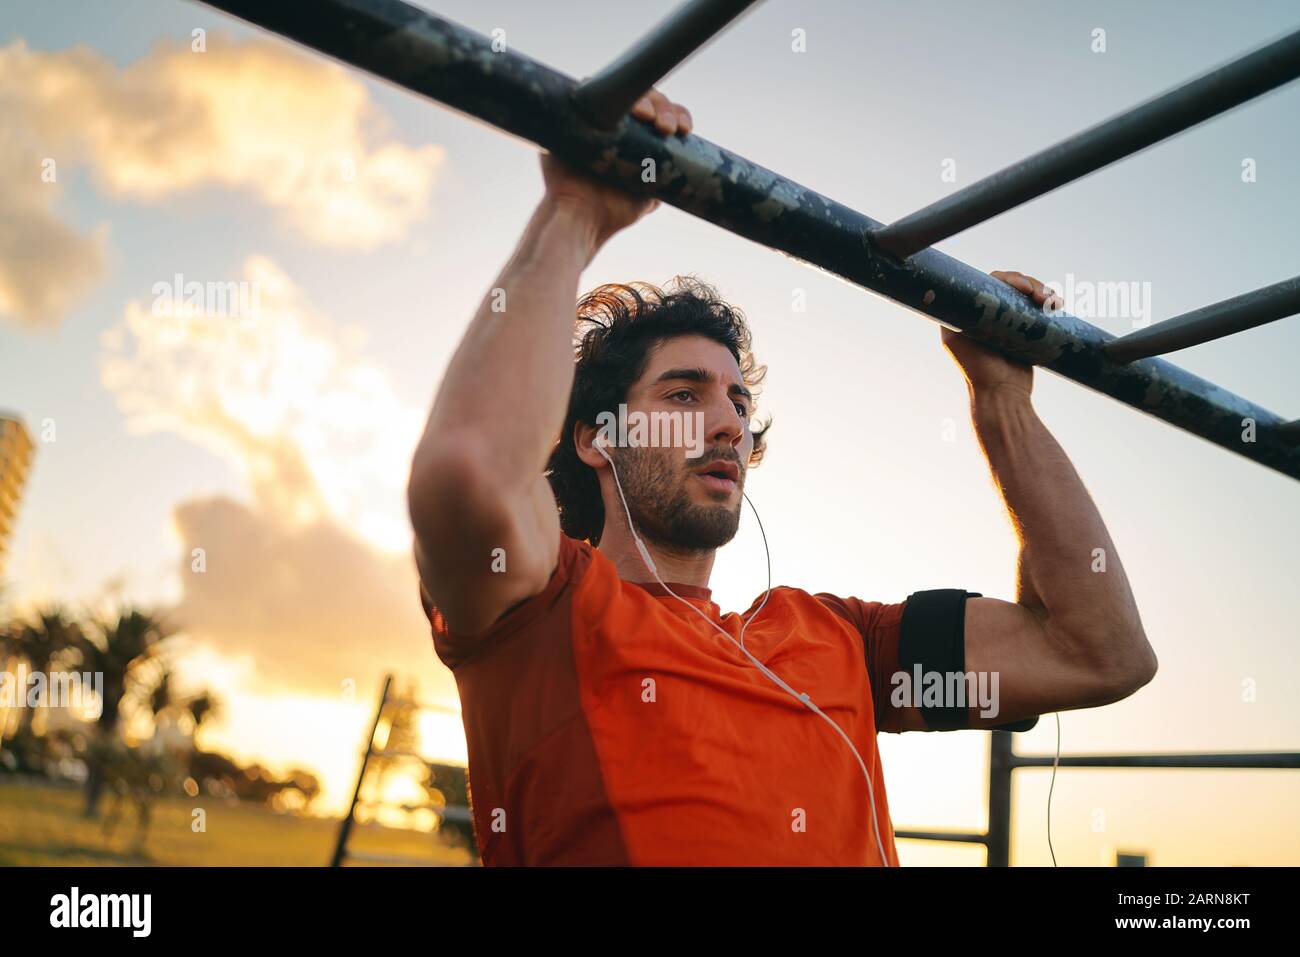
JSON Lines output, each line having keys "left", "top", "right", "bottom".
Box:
{"left": 571, "top": 0, "right": 761, "bottom": 128}
{"left": 196, "top": 0, "right": 1300, "bottom": 482}
{"left": 1104, "top": 275, "right": 1300, "bottom": 363}
{"left": 872, "top": 27, "right": 1300, "bottom": 259}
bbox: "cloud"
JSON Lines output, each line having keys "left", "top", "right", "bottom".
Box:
{"left": 0, "top": 126, "right": 107, "bottom": 328}
{"left": 101, "top": 255, "right": 423, "bottom": 552}
{"left": 0, "top": 35, "right": 444, "bottom": 327}
{"left": 168, "top": 495, "right": 435, "bottom": 698}
{"left": 99, "top": 255, "right": 444, "bottom": 698}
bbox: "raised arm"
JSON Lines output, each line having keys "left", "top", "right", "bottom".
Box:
{"left": 936, "top": 270, "right": 1159, "bottom": 730}
{"left": 407, "top": 91, "right": 692, "bottom": 635}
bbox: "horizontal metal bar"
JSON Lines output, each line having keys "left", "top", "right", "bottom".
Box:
{"left": 197, "top": 0, "right": 1300, "bottom": 482}
{"left": 895, "top": 829, "right": 990, "bottom": 846}
{"left": 571, "top": 0, "right": 760, "bottom": 128}
{"left": 1104, "top": 275, "right": 1300, "bottom": 362}
{"left": 873, "top": 27, "right": 1300, "bottom": 258}
{"left": 1011, "top": 751, "right": 1300, "bottom": 770}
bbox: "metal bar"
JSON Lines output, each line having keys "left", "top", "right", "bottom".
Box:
{"left": 986, "top": 731, "right": 1013, "bottom": 866}
{"left": 196, "top": 0, "right": 1300, "bottom": 482}
{"left": 571, "top": 0, "right": 760, "bottom": 128}
{"left": 1105, "top": 276, "right": 1300, "bottom": 363}
{"left": 1011, "top": 751, "right": 1300, "bottom": 770}
{"left": 331, "top": 673, "right": 393, "bottom": 867}
{"left": 895, "top": 829, "right": 990, "bottom": 846}
{"left": 872, "top": 28, "right": 1300, "bottom": 258}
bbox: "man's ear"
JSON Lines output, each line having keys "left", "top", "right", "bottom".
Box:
{"left": 575, "top": 420, "right": 609, "bottom": 468}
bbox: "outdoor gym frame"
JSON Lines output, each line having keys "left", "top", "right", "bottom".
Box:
{"left": 200, "top": 0, "right": 1300, "bottom": 480}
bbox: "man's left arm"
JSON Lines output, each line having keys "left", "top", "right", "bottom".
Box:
{"left": 941, "top": 270, "right": 1159, "bottom": 730}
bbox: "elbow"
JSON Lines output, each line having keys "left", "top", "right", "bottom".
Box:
{"left": 1128, "top": 638, "right": 1159, "bottom": 692}
{"left": 1098, "top": 627, "right": 1159, "bottom": 701}
{"left": 1113, "top": 613, "right": 1158, "bottom": 694}
{"left": 407, "top": 432, "right": 501, "bottom": 540}
{"left": 1054, "top": 617, "right": 1158, "bottom": 704}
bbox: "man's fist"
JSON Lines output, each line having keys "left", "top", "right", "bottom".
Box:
{"left": 990, "top": 270, "right": 1060, "bottom": 312}
{"left": 940, "top": 270, "right": 1058, "bottom": 398}
{"left": 540, "top": 88, "right": 693, "bottom": 247}
{"left": 629, "top": 88, "right": 694, "bottom": 136}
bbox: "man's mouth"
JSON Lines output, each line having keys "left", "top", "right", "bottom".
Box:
{"left": 693, "top": 459, "right": 739, "bottom": 493}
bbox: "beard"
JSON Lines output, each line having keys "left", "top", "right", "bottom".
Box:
{"left": 611, "top": 445, "right": 743, "bottom": 552}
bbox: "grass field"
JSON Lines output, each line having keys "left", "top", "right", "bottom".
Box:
{"left": 0, "top": 778, "right": 476, "bottom": 867}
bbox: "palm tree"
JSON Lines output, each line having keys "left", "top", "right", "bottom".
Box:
{"left": 2, "top": 606, "right": 82, "bottom": 739}
{"left": 186, "top": 690, "right": 219, "bottom": 736}
{"left": 148, "top": 665, "right": 174, "bottom": 720}
{"left": 75, "top": 607, "right": 175, "bottom": 817}
{"left": 145, "top": 667, "right": 215, "bottom": 751}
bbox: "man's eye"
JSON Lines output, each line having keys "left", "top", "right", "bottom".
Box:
{"left": 734, "top": 402, "right": 750, "bottom": 417}
{"left": 671, "top": 390, "right": 695, "bottom": 402}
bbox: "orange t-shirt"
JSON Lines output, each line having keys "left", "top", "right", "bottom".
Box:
{"left": 422, "top": 533, "right": 910, "bottom": 866}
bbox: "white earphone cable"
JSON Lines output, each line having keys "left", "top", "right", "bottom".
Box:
{"left": 1048, "top": 711, "right": 1060, "bottom": 866}
{"left": 597, "top": 443, "right": 893, "bottom": 866}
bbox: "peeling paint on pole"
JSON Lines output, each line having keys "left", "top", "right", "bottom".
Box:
{"left": 202, "top": 0, "right": 1300, "bottom": 481}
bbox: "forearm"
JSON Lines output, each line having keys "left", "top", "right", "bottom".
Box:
{"left": 971, "top": 385, "right": 1151, "bottom": 670}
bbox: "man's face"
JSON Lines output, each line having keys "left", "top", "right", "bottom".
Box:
{"left": 606, "top": 334, "right": 755, "bottom": 552}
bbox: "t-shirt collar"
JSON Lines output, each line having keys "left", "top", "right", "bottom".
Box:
{"left": 630, "top": 580, "right": 713, "bottom": 602}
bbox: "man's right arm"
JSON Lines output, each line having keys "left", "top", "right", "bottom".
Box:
{"left": 407, "top": 91, "right": 690, "bottom": 635}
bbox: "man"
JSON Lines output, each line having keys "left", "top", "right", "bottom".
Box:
{"left": 407, "top": 90, "right": 1157, "bottom": 865}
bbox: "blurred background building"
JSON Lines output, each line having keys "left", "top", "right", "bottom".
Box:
{"left": 0, "top": 412, "right": 36, "bottom": 579}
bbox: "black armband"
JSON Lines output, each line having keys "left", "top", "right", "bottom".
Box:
{"left": 898, "top": 589, "right": 1039, "bottom": 733}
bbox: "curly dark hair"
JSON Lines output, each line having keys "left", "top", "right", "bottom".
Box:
{"left": 545, "top": 276, "right": 770, "bottom": 545}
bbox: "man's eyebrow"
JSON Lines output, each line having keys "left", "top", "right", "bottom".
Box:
{"left": 653, "top": 367, "right": 753, "bottom": 403}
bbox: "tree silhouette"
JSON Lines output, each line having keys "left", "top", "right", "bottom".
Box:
{"left": 1, "top": 605, "right": 82, "bottom": 740}
{"left": 425, "top": 761, "right": 475, "bottom": 852}
{"left": 72, "top": 607, "right": 175, "bottom": 817}
{"left": 187, "top": 690, "right": 219, "bottom": 734}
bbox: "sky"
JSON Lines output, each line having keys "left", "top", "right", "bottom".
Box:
{"left": 1, "top": 0, "right": 1297, "bottom": 864}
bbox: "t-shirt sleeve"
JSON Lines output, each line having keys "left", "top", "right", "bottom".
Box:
{"left": 419, "top": 533, "right": 593, "bottom": 671}
{"left": 813, "top": 593, "right": 910, "bottom": 733}
{"left": 816, "top": 589, "right": 1040, "bottom": 734}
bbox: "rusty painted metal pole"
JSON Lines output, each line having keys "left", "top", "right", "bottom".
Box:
{"left": 1104, "top": 275, "right": 1300, "bottom": 363}
{"left": 571, "top": 0, "right": 761, "bottom": 128}
{"left": 198, "top": 0, "right": 1300, "bottom": 481}
{"left": 873, "top": 28, "right": 1300, "bottom": 258}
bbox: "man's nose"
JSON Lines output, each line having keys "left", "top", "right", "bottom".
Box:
{"left": 705, "top": 402, "right": 745, "bottom": 450}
